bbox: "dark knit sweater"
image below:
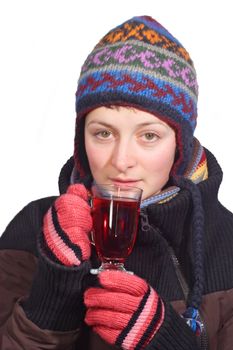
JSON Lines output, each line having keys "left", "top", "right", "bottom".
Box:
{"left": 0, "top": 149, "right": 233, "bottom": 350}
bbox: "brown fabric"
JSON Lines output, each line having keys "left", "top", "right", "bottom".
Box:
{"left": 171, "top": 293, "right": 233, "bottom": 350}
{"left": 2, "top": 302, "right": 80, "bottom": 350}
{"left": 1, "top": 249, "right": 233, "bottom": 349}
{"left": 0, "top": 250, "right": 37, "bottom": 327}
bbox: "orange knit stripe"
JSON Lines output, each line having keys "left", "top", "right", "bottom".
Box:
{"left": 97, "top": 22, "right": 191, "bottom": 63}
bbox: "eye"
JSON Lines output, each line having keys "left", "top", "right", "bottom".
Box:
{"left": 96, "top": 130, "right": 112, "bottom": 139}
{"left": 142, "top": 132, "right": 159, "bottom": 141}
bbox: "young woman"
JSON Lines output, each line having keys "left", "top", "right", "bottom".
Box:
{"left": 0, "top": 15, "right": 233, "bottom": 350}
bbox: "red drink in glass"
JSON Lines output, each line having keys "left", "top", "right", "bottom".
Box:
{"left": 92, "top": 197, "right": 140, "bottom": 263}
{"left": 90, "top": 184, "right": 142, "bottom": 273}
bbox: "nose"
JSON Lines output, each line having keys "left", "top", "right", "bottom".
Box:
{"left": 110, "top": 139, "right": 136, "bottom": 172}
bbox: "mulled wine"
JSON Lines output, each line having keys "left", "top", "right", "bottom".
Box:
{"left": 92, "top": 197, "right": 140, "bottom": 263}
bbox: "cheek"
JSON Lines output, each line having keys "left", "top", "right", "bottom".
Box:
{"left": 157, "top": 150, "right": 174, "bottom": 170}
{"left": 85, "top": 142, "right": 109, "bottom": 174}
{"left": 143, "top": 141, "right": 176, "bottom": 175}
{"left": 85, "top": 143, "right": 98, "bottom": 171}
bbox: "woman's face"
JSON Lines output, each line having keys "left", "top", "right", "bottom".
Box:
{"left": 84, "top": 106, "right": 176, "bottom": 200}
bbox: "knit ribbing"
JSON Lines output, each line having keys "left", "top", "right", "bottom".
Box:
{"left": 174, "top": 177, "right": 204, "bottom": 309}
{"left": 22, "top": 234, "right": 91, "bottom": 330}
{"left": 147, "top": 303, "right": 199, "bottom": 349}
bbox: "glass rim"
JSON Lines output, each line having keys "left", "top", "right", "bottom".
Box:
{"left": 91, "top": 183, "right": 143, "bottom": 193}
{"left": 91, "top": 183, "right": 143, "bottom": 202}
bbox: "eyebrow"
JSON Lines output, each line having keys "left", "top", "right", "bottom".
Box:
{"left": 86, "top": 120, "right": 167, "bottom": 128}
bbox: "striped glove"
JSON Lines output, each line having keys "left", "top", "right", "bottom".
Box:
{"left": 43, "top": 184, "right": 92, "bottom": 266}
{"left": 84, "top": 270, "right": 165, "bottom": 349}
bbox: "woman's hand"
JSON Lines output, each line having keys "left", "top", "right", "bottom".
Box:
{"left": 84, "top": 270, "right": 165, "bottom": 349}
{"left": 43, "top": 184, "right": 92, "bottom": 266}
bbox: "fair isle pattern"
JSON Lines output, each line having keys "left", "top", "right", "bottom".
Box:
{"left": 141, "top": 138, "right": 208, "bottom": 207}
{"left": 81, "top": 41, "right": 198, "bottom": 97}
{"left": 77, "top": 18, "right": 198, "bottom": 132}
{"left": 76, "top": 71, "right": 197, "bottom": 131}
{"left": 97, "top": 16, "right": 193, "bottom": 64}
{"left": 75, "top": 16, "right": 199, "bottom": 178}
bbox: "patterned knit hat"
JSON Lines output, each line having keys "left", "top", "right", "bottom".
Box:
{"left": 74, "top": 15, "right": 198, "bottom": 179}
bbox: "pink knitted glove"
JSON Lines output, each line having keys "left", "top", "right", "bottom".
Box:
{"left": 43, "top": 184, "right": 92, "bottom": 266}
{"left": 84, "top": 270, "right": 165, "bottom": 349}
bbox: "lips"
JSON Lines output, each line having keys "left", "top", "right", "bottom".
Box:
{"left": 109, "top": 178, "right": 141, "bottom": 186}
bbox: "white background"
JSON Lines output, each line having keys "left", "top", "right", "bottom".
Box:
{"left": 0, "top": 0, "right": 233, "bottom": 234}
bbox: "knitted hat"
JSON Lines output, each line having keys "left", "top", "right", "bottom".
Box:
{"left": 74, "top": 15, "right": 198, "bottom": 179}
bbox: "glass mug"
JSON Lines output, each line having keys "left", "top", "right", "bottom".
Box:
{"left": 90, "top": 183, "right": 142, "bottom": 274}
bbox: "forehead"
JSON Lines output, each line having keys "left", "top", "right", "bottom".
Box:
{"left": 85, "top": 106, "right": 171, "bottom": 128}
